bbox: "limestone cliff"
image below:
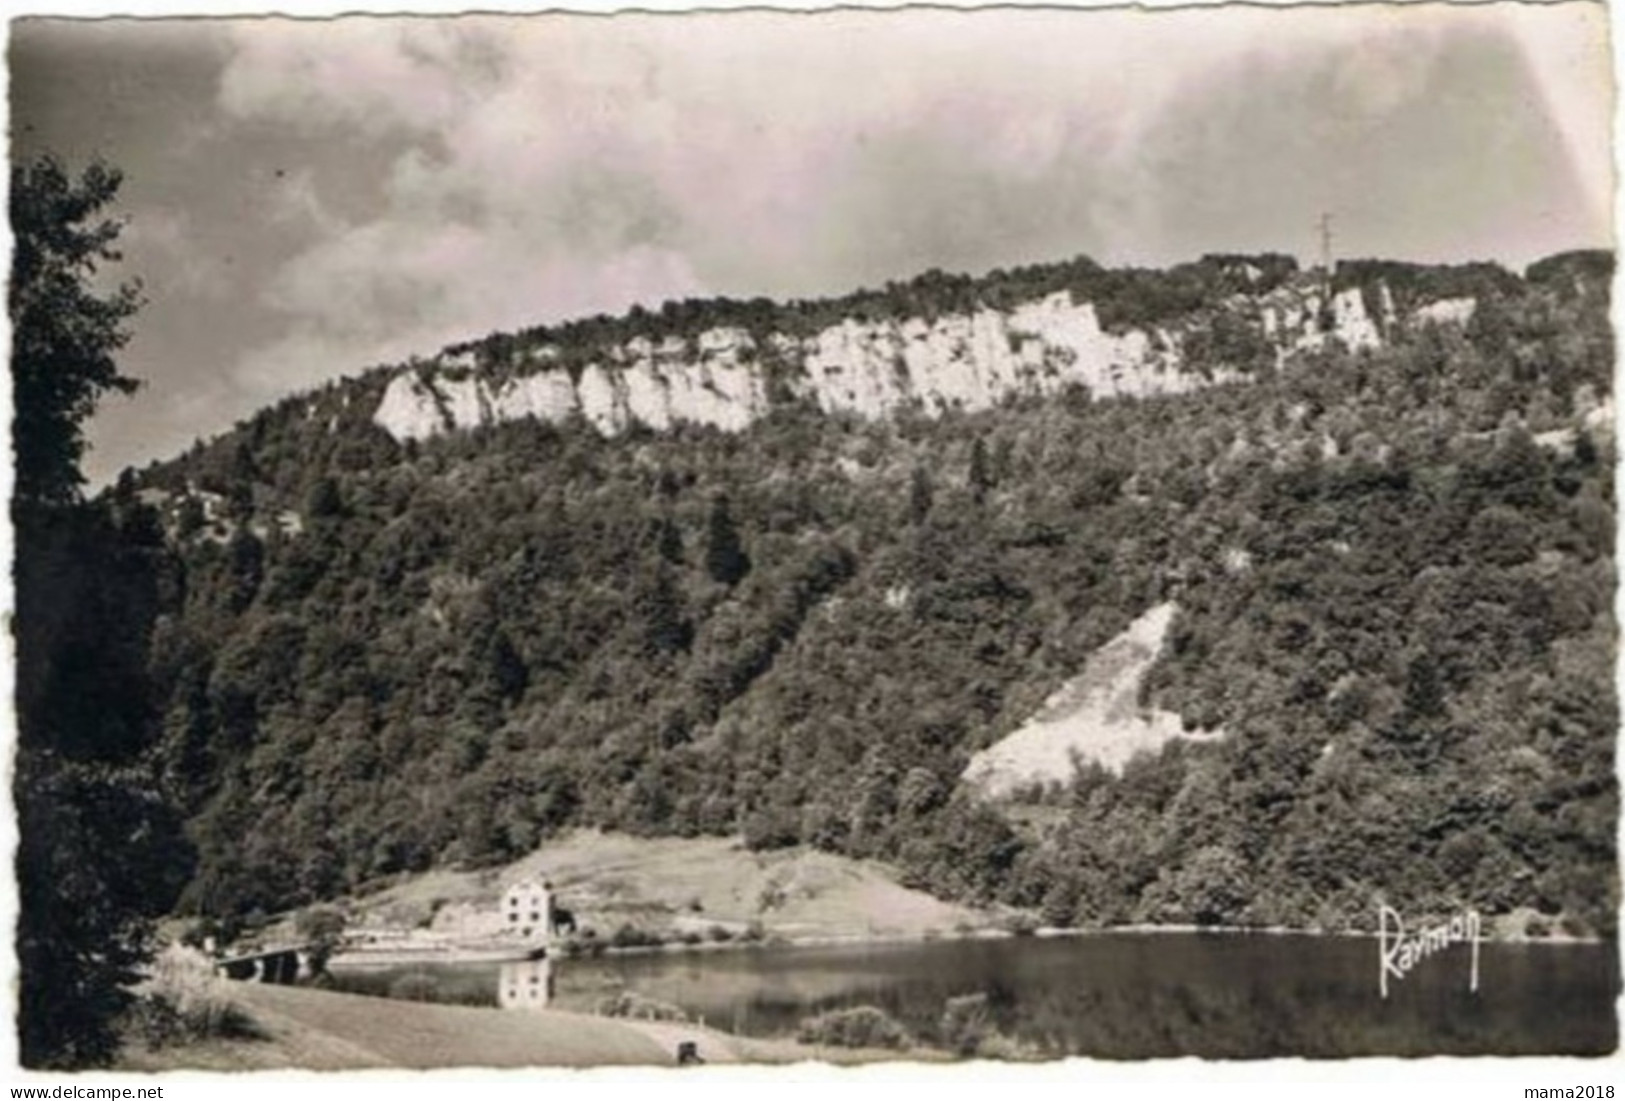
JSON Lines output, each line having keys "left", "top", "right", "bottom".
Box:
{"left": 370, "top": 276, "right": 1453, "bottom": 444}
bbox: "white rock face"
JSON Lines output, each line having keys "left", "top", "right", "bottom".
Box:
{"left": 371, "top": 282, "right": 1391, "bottom": 443}
{"left": 1413, "top": 297, "right": 1478, "bottom": 327}
{"left": 375, "top": 374, "right": 451, "bottom": 442}
{"left": 437, "top": 377, "right": 486, "bottom": 430}
{"left": 488, "top": 372, "right": 578, "bottom": 423}
{"left": 962, "top": 602, "right": 1222, "bottom": 797}
{"left": 576, "top": 365, "right": 621, "bottom": 434}
{"left": 1330, "top": 288, "right": 1384, "bottom": 351}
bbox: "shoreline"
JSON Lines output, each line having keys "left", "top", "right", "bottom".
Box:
{"left": 326, "top": 916, "right": 1606, "bottom": 969}
{"left": 327, "top": 947, "right": 545, "bottom": 970}
{"left": 310, "top": 831, "right": 1607, "bottom": 970}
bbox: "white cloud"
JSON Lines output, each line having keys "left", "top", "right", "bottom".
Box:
{"left": 210, "top": 6, "right": 1613, "bottom": 405}
{"left": 238, "top": 221, "right": 702, "bottom": 395}
{"left": 218, "top": 19, "right": 501, "bottom": 138}
{"left": 116, "top": 206, "right": 245, "bottom": 303}
{"left": 214, "top": 12, "right": 1214, "bottom": 350}
{"left": 267, "top": 167, "right": 343, "bottom": 235}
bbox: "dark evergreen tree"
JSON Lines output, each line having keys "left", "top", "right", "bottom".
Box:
{"left": 490, "top": 630, "right": 530, "bottom": 705}
{"left": 304, "top": 474, "right": 344, "bottom": 520}
{"left": 908, "top": 465, "right": 934, "bottom": 525}
{"left": 225, "top": 527, "right": 264, "bottom": 614}
{"left": 639, "top": 562, "right": 694, "bottom": 656}
{"left": 704, "top": 493, "right": 750, "bottom": 586}
{"left": 968, "top": 436, "right": 993, "bottom": 503}
{"left": 652, "top": 514, "right": 685, "bottom": 565}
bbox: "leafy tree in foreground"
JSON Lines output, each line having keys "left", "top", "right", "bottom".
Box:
{"left": 10, "top": 155, "right": 142, "bottom": 508}
{"left": 12, "top": 155, "right": 187, "bottom": 1067}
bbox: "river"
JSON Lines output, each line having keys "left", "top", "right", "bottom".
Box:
{"left": 327, "top": 932, "right": 1618, "bottom": 1058}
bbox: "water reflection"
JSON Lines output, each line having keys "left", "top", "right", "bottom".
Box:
{"left": 555, "top": 935, "right": 1620, "bottom": 1057}
{"left": 327, "top": 935, "right": 1619, "bottom": 1057}
{"left": 498, "top": 956, "right": 554, "bottom": 1010}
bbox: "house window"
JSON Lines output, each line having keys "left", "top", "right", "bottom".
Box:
{"left": 530, "top": 912, "right": 540, "bottom": 922}
{"left": 509, "top": 913, "right": 518, "bottom": 923}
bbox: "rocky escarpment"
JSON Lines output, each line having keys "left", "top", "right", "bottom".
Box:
{"left": 371, "top": 277, "right": 1432, "bottom": 444}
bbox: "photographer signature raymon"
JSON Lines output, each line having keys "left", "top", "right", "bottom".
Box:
{"left": 1378, "top": 904, "right": 1482, "bottom": 998}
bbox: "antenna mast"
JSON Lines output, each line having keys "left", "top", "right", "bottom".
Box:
{"left": 1313, "top": 212, "right": 1336, "bottom": 331}
{"left": 1318, "top": 212, "right": 1334, "bottom": 278}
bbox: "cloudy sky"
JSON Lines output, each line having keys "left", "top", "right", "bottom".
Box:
{"left": 8, "top": 2, "right": 1614, "bottom": 485}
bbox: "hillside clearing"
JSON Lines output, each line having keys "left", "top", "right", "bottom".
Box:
{"left": 962, "top": 602, "right": 1221, "bottom": 798}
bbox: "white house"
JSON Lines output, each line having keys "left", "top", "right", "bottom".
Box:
{"left": 502, "top": 879, "right": 552, "bottom": 940}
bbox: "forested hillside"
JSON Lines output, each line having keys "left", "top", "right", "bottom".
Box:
{"left": 117, "top": 250, "right": 1617, "bottom": 937}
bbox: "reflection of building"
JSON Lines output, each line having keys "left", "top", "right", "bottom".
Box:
{"left": 503, "top": 879, "right": 551, "bottom": 940}
{"left": 499, "top": 956, "right": 554, "bottom": 1009}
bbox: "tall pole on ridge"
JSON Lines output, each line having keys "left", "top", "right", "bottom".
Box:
{"left": 1316, "top": 212, "right": 1335, "bottom": 330}
{"left": 1318, "top": 212, "right": 1334, "bottom": 283}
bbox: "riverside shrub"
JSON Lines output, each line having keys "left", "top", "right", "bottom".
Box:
{"left": 797, "top": 1005, "right": 911, "bottom": 1049}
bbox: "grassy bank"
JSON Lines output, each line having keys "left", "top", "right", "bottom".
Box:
{"left": 118, "top": 981, "right": 942, "bottom": 1070}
